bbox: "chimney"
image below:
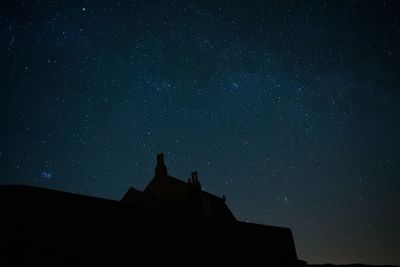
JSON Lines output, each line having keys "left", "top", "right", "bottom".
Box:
{"left": 191, "top": 171, "right": 197, "bottom": 182}
{"left": 190, "top": 171, "right": 201, "bottom": 190}
{"left": 155, "top": 153, "right": 167, "bottom": 177}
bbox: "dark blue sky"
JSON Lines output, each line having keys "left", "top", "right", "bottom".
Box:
{"left": 1, "top": 1, "right": 400, "bottom": 265}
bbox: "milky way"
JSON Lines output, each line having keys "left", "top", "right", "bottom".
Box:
{"left": 1, "top": 1, "right": 399, "bottom": 265}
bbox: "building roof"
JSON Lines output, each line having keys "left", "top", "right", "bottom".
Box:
{"left": 121, "top": 153, "right": 236, "bottom": 221}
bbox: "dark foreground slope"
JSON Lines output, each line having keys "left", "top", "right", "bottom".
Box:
{"left": 0, "top": 185, "right": 298, "bottom": 266}
{"left": 309, "top": 265, "right": 397, "bottom": 267}
{"left": 0, "top": 185, "right": 397, "bottom": 267}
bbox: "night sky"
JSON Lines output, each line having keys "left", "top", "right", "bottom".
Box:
{"left": 1, "top": 1, "right": 400, "bottom": 265}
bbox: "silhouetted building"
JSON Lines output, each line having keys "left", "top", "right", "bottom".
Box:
{"left": 122, "top": 153, "right": 235, "bottom": 222}
{"left": 0, "top": 153, "right": 301, "bottom": 266}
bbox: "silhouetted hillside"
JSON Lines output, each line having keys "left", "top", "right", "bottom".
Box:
{"left": 309, "top": 265, "right": 398, "bottom": 267}
{"left": 0, "top": 154, "right": 396, "bottom": 267}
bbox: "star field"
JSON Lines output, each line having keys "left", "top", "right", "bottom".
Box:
{"left": 1, "top": 1, "right": 400, "bottom": 265}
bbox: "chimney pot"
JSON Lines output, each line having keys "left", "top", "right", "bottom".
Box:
{"left": 157, "top": 153, "right": 164, "bottom": 164}
{"left": 191, "top": 171, "right": 198, "bottom": 183}
{"left": 155, "top": 153, "right": 167, "bottom": 177}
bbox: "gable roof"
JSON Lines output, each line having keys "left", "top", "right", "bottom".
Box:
{"left": 121, "top": 187, "right": 159, "bottom": 207}
{"left": 144, "top": 174, "right": 191, "bottom": 201}
{"left": 132, "top": 153, "right": 236, "bottom": 221}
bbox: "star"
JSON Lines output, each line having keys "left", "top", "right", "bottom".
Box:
{"left": 41, "top": 170, "right": 53, "bottom": 180}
